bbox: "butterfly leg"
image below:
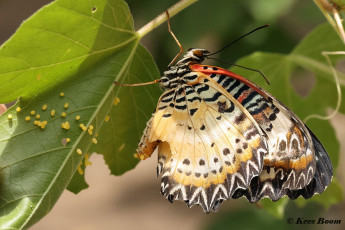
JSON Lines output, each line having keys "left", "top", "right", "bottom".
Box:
{"left": 114, "top": 79, "right": 160, "bottom": 87}
{"left": 166, "top": 10, "right": 184, "bottom": 67}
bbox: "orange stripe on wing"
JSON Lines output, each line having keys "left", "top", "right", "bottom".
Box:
{"left": 264, "top": 154, "right": 314, "bottom": 170}
{"left": 190, "top": 64, "right": 267, "bottom": 98}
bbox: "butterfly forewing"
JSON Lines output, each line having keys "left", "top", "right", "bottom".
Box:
{"left": 137, "top": 73, "right": 268, "bottom": 212}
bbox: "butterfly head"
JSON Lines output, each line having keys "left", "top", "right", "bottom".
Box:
{"left": 161, "top": 48, "right": 209, "bottom": 89}
{"left": 175, "top": 48, "right": 210, "bottom": 66}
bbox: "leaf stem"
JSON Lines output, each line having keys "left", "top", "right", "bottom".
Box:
{"left": 136, "top": 0, "right": 198, "bottom": 39}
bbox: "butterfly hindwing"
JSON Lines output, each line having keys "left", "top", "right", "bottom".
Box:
{"left": 192, "top": 64, "right": 332, "bottom": 202}
{"left": 287, "top": 126, "right": 333, "bottom": 199}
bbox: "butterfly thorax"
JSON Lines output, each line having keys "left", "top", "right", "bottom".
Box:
{"left": 160, "top": 48, "right": 209, "bottom": 89}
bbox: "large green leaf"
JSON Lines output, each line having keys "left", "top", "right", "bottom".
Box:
{"left": 0, "top": 0, "right": 160, "bottom": 229}
{"left": 233, "top": 23, "right": 344, "bottom": 214}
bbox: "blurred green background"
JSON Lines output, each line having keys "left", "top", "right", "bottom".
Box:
{"left": 0, "top": 0, "right": 344, "bottom": 229}
{"left": 128, "top": 0, "right": 324, "bottom": 72}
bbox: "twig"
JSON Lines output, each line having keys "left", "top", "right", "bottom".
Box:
{"left": 136, "top": 0, "right": 198, "bottom": 39}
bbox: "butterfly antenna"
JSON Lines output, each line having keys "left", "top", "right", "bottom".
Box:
{"left": 207, "top": 57, "right": 270, "bottom": 85}
{"left": 206, "top": 25, "right": 269, "bottom": 57}
{"left": 166, "top": 10, "right": 184, "bottom": 67}
{"left": 233, "top": 63, "right": 270, "bottom": 85}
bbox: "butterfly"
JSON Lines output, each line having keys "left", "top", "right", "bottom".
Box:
{"left": 122, "top": 14, "right": 333, "bottom": 213}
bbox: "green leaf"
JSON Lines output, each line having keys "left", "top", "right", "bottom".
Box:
{"left": 0, "top": 0, "right": 161, "bottom": 229}
{"left": 258, "top": 197, "right": 289, "bottom": 219}
{"left": 88, "top": 45, "right": 161, "bottom": 176}
{"left": 233, "top": 23, "right": 344, "bottom": 213}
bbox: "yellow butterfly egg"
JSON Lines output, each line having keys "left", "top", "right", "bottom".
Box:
{"left": 79, "top": 123, "right": 87, "bottom": 131}
{"left": 50, "top": 110, "right": 56, "bottom": 117}
{"left": 40, "top": 121, "right": 48, "bottom": 129}
{"left": 77, "top": 162, "right": 83, "bottom": 175}
{"left": 87, "top": 125, "right": 94, "bottom": 135}
{"left": 61, "top": 121, "right": 70, "bottom": 130}
{"left": 88, "top": 129, "right": 93, "bottom": 135}
{"left": 113, "top": 97, "right": 120, "bottom": 105}
{"left": 84, "top": 153, "right": 92, "bottom": 166}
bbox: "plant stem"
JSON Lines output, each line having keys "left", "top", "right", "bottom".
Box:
{"left": 313, "top": 0, "right": 345, "bottom": 43}
{"left": 137, "top": 0, "right": 198, "bottom": 39}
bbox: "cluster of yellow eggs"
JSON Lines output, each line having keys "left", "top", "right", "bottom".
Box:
{"left": 7, "top": 91, "right": 121, "bottom": 175}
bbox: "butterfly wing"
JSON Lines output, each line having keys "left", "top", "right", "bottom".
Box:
{"left": 192, "top": 64, "right": 332, "bottom": 202}
{"left": 137, "top": 73, "right": 268, "bottom": 212}
{"left": 287, "top": 126, "right": 333, "bottom": 199}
